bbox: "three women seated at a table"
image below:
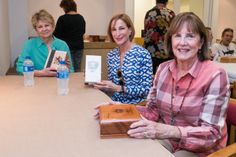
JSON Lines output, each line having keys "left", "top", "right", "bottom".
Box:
{"left": 15, "top": 5, "right": 231, "bottom": 157}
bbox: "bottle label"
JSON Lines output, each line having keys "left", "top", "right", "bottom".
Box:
{"left": 57, "top": 71, "right": 69, "bottom": 79}
{"left": 23, "top": 66, "right": 34, "bottom": 72}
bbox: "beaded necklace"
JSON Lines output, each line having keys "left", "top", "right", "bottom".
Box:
{"left": 169, "top": 77, "right": 193, "bottom": 125}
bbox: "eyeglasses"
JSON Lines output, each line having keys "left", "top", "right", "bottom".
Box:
{"left": 116, "top": 70, "right": 125, "bottom": 86}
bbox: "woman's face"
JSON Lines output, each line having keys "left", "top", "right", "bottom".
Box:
{"left": 172, "top": 22, "right": 203, "bottom": 62}
{"left": 111, "top": 19, "right": 132, "bottom": 46}
{"left": 35, "top": 20, "right": 54, "bottom": 39}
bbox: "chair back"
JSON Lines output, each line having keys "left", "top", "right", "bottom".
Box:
{"left": 220, "top": 57, "right": 236, "bottom": 63}
{"left": 232, "top": 81, "right": 236, "bottom": 98}
{"left": 206, "top": 143, "right": 236, "bottom": 157}
{"left": 133, "top": 37, "right": 144, "bottom": 47}
{"left": 226, "top": 98, "right": 236, "bottom": 125}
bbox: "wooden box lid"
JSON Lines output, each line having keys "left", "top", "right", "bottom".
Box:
{"left": 99, "top": 104, "right": 141, "bottom": 138}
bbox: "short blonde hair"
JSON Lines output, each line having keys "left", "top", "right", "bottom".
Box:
{"left": 107, "top": 14, "right": 135, "bottom": 42}
{"left": 31, "top": 9, "right": 55, "bottom": 30}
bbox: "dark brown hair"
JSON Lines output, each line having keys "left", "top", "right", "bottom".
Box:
{"left": 107, "top": 14, "right": 135, "bottom": 42}
{"left": 156, "top": 0, "right": 168, "bottom": 4}
{"left": 165, "top": 12, "right": 210, "bottom": 61}
{"left": 60, "top": 0, "right": 77, "bottom": 13}
{"left": 221, "top": 28, "right": 233, "bottom": 37}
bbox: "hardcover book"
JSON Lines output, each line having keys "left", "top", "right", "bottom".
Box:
{"left": 99, "top": 104, "right": 141, "bottom": 138}
{"left": 44, "top": 50, "right": 67, "bottom": 69}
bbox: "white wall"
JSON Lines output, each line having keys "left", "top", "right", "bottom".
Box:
{"left": 9, "top": 0, "right": 28, "bottom": 66}
{"left": 134, "top": 0, "right": 155, "bottom": 37}
{"left": 0, "top": 0, "right": 11, "bottom": 75}
{"left": 217, "top": 0, "right": 236, "bottom": 40}
{"left": 189, "top": 0, "right": 204, "bottom": 19}
{"left": 27, "top": 0, "right": 125, "bottom": 36}
{"left": 112, "top": 0, "right": 125, "bottom": 16}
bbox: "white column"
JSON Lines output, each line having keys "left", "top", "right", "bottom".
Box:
{"left": 8, "top": 0, "right": 28, "bottom": 66}
{"left": 173, "top": 0, "right": 180, "bottom": 14}
{"left": 125, "top": 0, "right": 134, "bottom": 22}
{"left": 203, "top": 0, "right": 214, "bottom": 27}
{"left": 0, "top": 0, "right": 11, "bottom": 75}
{"left": 211, "top": 0, "right": 219, "bottom": 41}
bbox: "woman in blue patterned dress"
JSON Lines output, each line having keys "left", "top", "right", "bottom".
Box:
{"left": 94, "top": 14, "right": 153, "bottom": 104}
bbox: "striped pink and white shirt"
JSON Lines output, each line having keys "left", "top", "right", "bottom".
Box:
{"left": 137, "top": 59, "right": 230, "bottom": 157}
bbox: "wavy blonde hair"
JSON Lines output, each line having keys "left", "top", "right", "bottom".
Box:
{"left": 31, "top": 9, "right": 55, "bottom": 30}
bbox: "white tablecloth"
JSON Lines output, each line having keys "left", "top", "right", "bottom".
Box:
{"left": 216, "top": 62, "right": 236, "bottom": 83}
{"left": 0, "top": 73, "right": 173, "bottom": 157}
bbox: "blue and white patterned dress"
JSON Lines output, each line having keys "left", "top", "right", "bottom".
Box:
{"left": 107, "top": 44, "right": 153, "bottom": 104}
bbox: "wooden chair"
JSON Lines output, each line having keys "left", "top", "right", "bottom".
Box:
{"left": 206, "top": 143, "right": 236, "bottom": 157}
{"left": 232, "top": 81, "right": 236, "bottom": 98}
{"left": 227, "top": 98, "right": 236, "bottom": 144}
{"left": 220, "top": 57, "right": 236, "bottom": 63}
{"left": 133, "top": 37, "right": 144, "bottom": 47}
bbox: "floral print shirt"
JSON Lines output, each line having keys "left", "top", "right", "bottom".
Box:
{"left": 144, "top": 6, "right": 175, "bottom": 58}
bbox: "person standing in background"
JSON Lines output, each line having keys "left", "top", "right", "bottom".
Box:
{"left": 54, "top": 0, "right": 86, "bottom": 72}
{"left": 144, "top": 0, "right": 175, "bottom": 74}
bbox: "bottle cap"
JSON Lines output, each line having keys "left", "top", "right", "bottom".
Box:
{"left": 59, "top": 60, "right": 66, "bottom": 64}
{"left": 25, "top": 56, "right": 31, "bottom": 60}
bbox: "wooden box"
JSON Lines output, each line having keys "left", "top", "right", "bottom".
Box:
{"left": 99, "top": 104, "right": 141, "bottom": 138}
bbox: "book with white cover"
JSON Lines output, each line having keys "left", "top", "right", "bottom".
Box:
{"left": 85, "top": 55, "right": 101, "bottom": 83}
{"left": 44, "top": 50, "right": 67, "bottom": 69}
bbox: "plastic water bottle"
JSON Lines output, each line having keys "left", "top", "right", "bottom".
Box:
{"left": 23, "top": 56, "right": 34, "bottom": 86}
{"left": 57, "top": 61, "right": 69, "bottom": 95}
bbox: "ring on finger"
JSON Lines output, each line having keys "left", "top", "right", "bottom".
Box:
{"left": 143, "top": 132, "right": 151, "bottom": 138}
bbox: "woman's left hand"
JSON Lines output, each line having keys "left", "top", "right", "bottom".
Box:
{"left": 94, "top": 101, "right": 122, "bottom": 120}
{"left": 127, "top": 117, "right": 181, "bottom": 139}
{"left": 93, "top": 80, "right": 121, "bottom": 92}
{"left": 65, "top": 54, "right": 70, "bottom": 69}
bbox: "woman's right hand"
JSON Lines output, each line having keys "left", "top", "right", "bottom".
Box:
{"left": 93, "top": 80, "right": 121, "bottom": 92}
{"left": 34, "top": 67, "right": 57, "bottom": 77}
{"left": 127, "top": 116, "right": 181, "bottom": 139}
{"left": 94, "top": 101, "right": 122, "bottom": 120}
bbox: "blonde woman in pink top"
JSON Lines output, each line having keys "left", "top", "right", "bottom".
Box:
{"left": 127, "top": 12, "right": 230, "bottom": 157}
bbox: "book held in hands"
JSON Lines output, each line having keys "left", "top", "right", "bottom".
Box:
{"left": 99, "top": 104, "right": 141, "bottom": 138}
{"left": 85, "top": 55, "right": 101, "bottom": 83}
{"left": 45, "top": 50, "right": 67, "bottom": 69}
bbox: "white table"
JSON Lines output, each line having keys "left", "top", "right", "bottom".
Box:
{"left": 0, "top": 73, "right": 173, "bottom": 157}
{"left": 216, "top": 62, "right": 236, "bottom": 83}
